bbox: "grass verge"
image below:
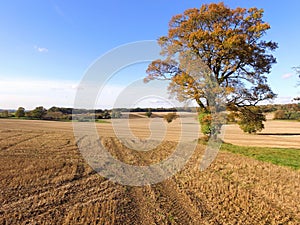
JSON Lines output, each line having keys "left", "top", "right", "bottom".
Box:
{"left": 221, "top": 143, "right": 300, "bottom": 170}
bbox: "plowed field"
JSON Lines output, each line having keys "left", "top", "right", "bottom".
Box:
{"left": 0, "top": 119, "right": 299, "bottom": 224}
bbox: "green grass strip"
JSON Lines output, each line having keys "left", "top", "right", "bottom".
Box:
{"left": 221, "top": 143, "right": 300, "bottom": 170}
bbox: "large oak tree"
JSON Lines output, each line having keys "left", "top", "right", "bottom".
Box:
{"left": 145, "top": 2, "right": 278, "bottom": 135}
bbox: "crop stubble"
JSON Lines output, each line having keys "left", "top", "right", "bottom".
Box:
{"left": 0, "top": 119, "right": 299, "bottom": 224}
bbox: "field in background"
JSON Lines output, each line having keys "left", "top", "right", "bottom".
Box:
{"left": 1, "top": 112, "right": 299, "bottom": 148}
{"left": 0, "top": 116, "right": 299, "bottom": 224}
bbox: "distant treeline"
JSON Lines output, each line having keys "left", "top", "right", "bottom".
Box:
{"left": 272, "top": 103, "right": 300, "bottom": 121}
{"left": 0, "top": 106, "right": 196, "bottom": 122}
{"left": 0, "top": 103, "right": 299, "bottom": 122}
{"left": 257, "top": 103, "right": 300, "bottom": 121}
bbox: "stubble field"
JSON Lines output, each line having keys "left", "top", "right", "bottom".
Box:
{"left": 0, "top": 116, "right": 299, "bottom": 224}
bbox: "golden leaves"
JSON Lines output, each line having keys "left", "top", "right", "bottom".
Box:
{"left": 146, "top": 2, "right": 277, "bottom": 114}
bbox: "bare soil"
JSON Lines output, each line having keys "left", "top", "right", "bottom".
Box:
{"left": 0, "top": 118, "right": 299, "bottom": 224}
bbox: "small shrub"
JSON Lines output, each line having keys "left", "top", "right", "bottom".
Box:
{"left": 274, "top": 110, "right": 287, "bottom": 120}
{"left": 145, "top": 109, "right": 152, "bottom": 118}
{"left": 198, "top": 111, "right": 212, "bottom": 136}
{"left": 164, "top": 112, "right": 177, "bottom": 123}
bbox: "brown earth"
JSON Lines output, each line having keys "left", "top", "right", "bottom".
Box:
{"left": 223, "top": 120, "right": 300, "bottom": 148}
{"left": 0, "top": 118, "right": 299, "bottom": 224}
{"left": 2, "top": 112, "right": 299, "bottom": 148}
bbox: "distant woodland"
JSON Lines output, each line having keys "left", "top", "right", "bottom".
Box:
{"left": 0, "top": 103, "right": 299, "bottom": 122}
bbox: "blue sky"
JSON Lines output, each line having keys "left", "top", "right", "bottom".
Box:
{"left": 0, "top": 0, "right": 299, "bottom": 109}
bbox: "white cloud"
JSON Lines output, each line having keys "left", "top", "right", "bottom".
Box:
{"left": 0, "top": 77, "right": 184, "bottom": 110}
{"left": 0, "top": 77, "right": 137, "bottom": 110}
{"left": 0, "top": 78, "right": 77, "bottom": 109}
{"left": 34, "top": 45, "right": 48, "bottom": 53}
{"left": 282, "top": 73, "right": 294, "bottom": 79}
{"left": 274, "top": 96, "right": 294, "bottom": 104}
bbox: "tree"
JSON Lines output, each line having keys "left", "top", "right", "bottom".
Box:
{"left": 273, "top": 110, "right": 286, "bottom": 120}
{"left": 145, "top": 108, "right": 152, "bottom": 118}
{"left": 43, "top": 111, "right": 64, "bottom": 120}
{"left": 145, "top": 2, "right": 277, "bottom": 136}
{"left": 29, "top": 106, "right": 47, "bottom": 119}
{"left": 15, "top": 107, "right": 25, "bottom": 118}
{"left": 0, "top": 110, "right": 9, "bottom": 118}
{"left": 111, "top": 110, "right": 122, "bottom": 119}
{"left": 273, "top": 104, "right": 300, "bottom": 121}
{"left": 102, "top": 110, "right": 111, "bottom": 119}
{"left": 164, "top": 112, "right": 177, "bottom": 123}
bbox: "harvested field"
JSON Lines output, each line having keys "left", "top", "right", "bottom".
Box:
{"left": 2, "top": 112, "right": 299, "bottom": 148}
{"left": 224, "top": 120, "right": 300, "bottom": 148}
{"left": 0, "top": 118, "right": 299, "bottom": 224}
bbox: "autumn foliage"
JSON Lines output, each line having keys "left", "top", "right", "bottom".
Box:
{"left": 145, "top": 2, "right": 278, "bottom": 135}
